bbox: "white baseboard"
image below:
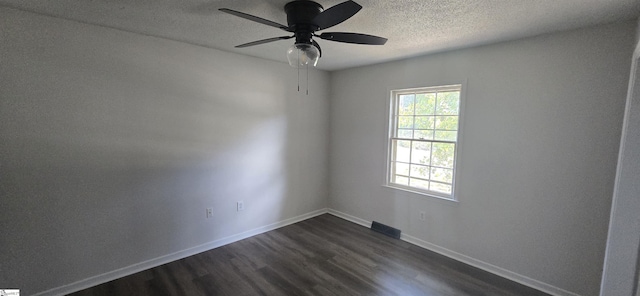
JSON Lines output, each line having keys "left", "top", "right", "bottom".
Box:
{"left": 327, "top": 209, "right": 581, "bottom": 296}
{"left": 34, "top": 208, "right": 329, "bottom": 296}
{"left": 327, "top": 208, "right": 371, "bottom": 228}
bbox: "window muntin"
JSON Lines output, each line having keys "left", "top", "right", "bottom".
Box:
{"left": 387, "top": 85, "right": 462, "bottom": 199}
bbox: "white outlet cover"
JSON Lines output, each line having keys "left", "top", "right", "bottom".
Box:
{"left": 206, "top": 208, "right": 213, "bottom": 218}
{"left": 237, "top": 201, "right": 244, "bottom": 212}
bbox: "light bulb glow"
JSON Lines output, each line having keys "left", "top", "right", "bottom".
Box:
{"left": 286, "top": 43, "right": 319, "bottom": 68}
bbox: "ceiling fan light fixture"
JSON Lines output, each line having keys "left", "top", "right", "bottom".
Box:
{"left": 287, "top": 43, "right": 320, "bottom": 68}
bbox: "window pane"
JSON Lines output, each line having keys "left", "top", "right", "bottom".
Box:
{"left": 410, "top": 164, "right": 429, "bottom": 179}
{"left": 393, "top": 176, "right": 409, "bottom": 186}
{"left": 411, "top": 141, "right": 431, "bottom": 165}
{"left": 435, "top": 116, "right": 458, "bottom": 131}
{"left": 414, "top": 116, "right": 434, "bottom": 129}
{"left": 415, "top": 93, "right": 436, "bottom": 115}
{"left": 435, "top": 131, "right": 457, "bottom": 141}
{"left": 430, "top": 182, "right": 452, "bottom": 194}
{"left": 390, "top": 86, "right": 461, "bottom": 198}
{"left": 414, "top": 130, "right": 434, "bottom": 140}
{"left": 397, "top": 129, "right": 413, "bottom": 139}
{"left": 398, "top": 116, "right": 414, "bottom": 128}
{"left": 410, "top": 178, "right": 430, "bottom": 190}
{"left": 430, "top": 167, "right": 453, "bottom": 183}
{"left": 436, "top": 92, "right": 460, "bottom": 115}
{"left": 393, "top": 140, "right": 411, "bottom": 162}
{"left": 398, "top": 94, "right": 415, "bottom": 115}
{"left": 394, "top": 162, "right": 409, "bottom": 176}
{"left": 432, "top": 142, "right": 455, "bottom": 168}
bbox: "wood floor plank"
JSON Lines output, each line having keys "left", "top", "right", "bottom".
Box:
{"left": 227, "top": 257, "right": 283, "bottom": 296}
{"left": 68, "top": 214, "right": 549, "bottom": 296}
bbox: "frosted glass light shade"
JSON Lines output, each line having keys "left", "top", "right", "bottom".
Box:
{"left": 286, "top": 43, "right": 319, "bottom": 68}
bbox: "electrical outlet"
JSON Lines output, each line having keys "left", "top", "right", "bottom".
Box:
{"left": 237, "top": 201, "right": 244, "bottom": 212}
{"left": 206, "top": 208, "right": 213, "bottom": 218}
{"left": 419, "top": 211, "right": 426, "bottom": 221}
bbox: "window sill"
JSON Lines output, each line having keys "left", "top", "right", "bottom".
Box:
{"left": 382, "top": 184, "right": 459, "bottom": 203}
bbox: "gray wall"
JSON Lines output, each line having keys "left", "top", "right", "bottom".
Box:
{"left": 0, "top": 8, "right": 329, "bottom": 295}
{"left": 329, "top": 21, "right": 635, "bottom": 296}
{"left": 600, "top": 19, "right": 640, "bottom": 296}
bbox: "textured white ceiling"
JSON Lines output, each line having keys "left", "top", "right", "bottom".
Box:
{"left": 2, "top": 0, "right": 639, "bottom": 71}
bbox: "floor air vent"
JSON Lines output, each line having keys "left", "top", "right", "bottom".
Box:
{"left": 371, "top": 221, "right": 401, "bottom": 239}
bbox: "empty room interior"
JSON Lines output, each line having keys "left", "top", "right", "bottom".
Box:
{"left": 2, "top": 1, "right": 640, "bottom": 295}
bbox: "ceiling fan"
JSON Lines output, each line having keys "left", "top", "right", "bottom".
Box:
{"left": 219, "top": 0, "right": 387, "bottom": 68}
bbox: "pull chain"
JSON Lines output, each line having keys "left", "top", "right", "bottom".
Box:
{"left": 297, "top": 51, "right": 300, "bottom": 92}
{"left": 295, "top": 51, "right": 310, "bottom": 95}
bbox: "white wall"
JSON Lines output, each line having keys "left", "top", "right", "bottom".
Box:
{"left": 329, "top": 21, "right": 636, "bottom": 296}
{"left": 0, "top": 7, "right": 329, "bottom": 295}
{"left": 600, "top": 18, "right": 640, "bottom": 296}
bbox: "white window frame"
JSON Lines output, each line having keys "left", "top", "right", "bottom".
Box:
{"left": 385, "top": 84, "right": 464, "bottom": 201}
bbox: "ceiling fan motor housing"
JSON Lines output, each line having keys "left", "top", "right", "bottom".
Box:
{"left": 285, "top": 1, "right": 323, "bottom": 45}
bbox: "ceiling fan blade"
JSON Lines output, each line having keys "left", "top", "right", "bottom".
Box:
{"left": 318, "top": 32, "right": 387, "bottom": 45}
{"left": 312, "top": 40, "right": 322, "bottom": 57}
{"left": 236, "top": 36, "right": 294, "bottom": 48}
{"left": 312, "top": 0, "right": 362, "bottom": 30}
{"left": 219, "top": 8, "right": 290, "bottom": 31}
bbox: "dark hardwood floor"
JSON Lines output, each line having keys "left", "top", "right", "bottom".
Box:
{"left": 69, "top": 214, "right": 549, "bottom": 296}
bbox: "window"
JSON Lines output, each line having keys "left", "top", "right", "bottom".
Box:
{"left": 386, "top": 85, "right": 462, "bottom": 199}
